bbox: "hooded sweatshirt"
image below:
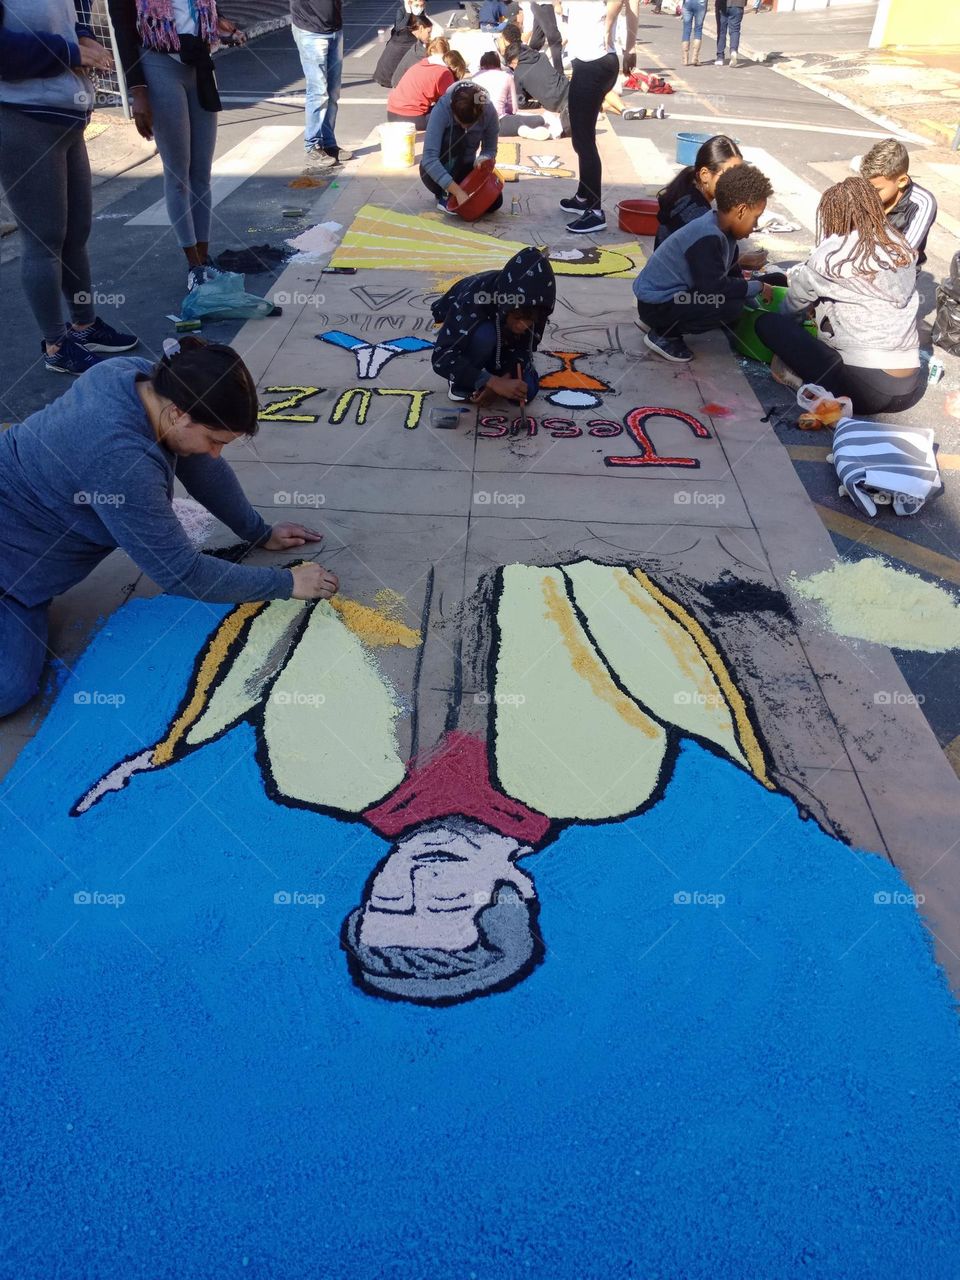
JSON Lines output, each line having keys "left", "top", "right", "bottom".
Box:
{"left": 781, "top": 231, "right": 920, "bottom": 370}
{"left": 509, "top": 44, "right": 568, "bottom": 112}
{"left": 431, "top": 247, "right": 556, "bottom": 391}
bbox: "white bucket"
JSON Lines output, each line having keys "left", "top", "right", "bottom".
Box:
{"left": 379, "top": 121, "right": 416, "bottom": 170}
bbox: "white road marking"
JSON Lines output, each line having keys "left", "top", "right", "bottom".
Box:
{"left": 741, "top": 145, "right": 822, "bottom": 234}
{"left": 617, "top": 134, "right": 675, "bottom": 187}
{"left": 660, "top": 111, "right": 910, "bottom": 141}
{"left": 126, "top": 125, "right": 303, "bottom": 226}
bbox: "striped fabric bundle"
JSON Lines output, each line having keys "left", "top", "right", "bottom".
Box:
{"left": 830, "top": 418, "right": 943, "bottom": 517}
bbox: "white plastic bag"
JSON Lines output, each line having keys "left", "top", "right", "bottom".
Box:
{"left": 796, "top": 382, "right": 853, "bottom": 429}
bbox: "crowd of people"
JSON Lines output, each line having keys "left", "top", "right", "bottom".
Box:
{"left": 0, "top": 0, "right": 946, "bottom": 718}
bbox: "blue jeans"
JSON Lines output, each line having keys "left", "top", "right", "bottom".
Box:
{"left": 0, "top": 595, "right": 49, "bottom": 717}
{"left": 682, "top": 0, "right": 708, "bottom": 40}
{"left": 715, "top": 4, "right": 742, "bottom": 57}
{"left": 292, "top": 23, "right": 343, "bottom": 152}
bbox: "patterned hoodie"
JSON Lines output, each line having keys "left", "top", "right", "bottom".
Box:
{"left": 430, "top": 247, "right": 556, "bottom": 392}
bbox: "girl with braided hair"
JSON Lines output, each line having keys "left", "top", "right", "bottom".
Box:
{"left": 755, "top": 176, "right": 923, "bottom": 416}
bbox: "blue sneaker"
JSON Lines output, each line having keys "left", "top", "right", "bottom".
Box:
{"left": 643, "top": 330, "right": 694, "bottom": 363}
{"left": 70, "top": 315, "right": 139, "bottom": 353}
{"left": 43, "top": 333, "right": 104, "bottom": 375}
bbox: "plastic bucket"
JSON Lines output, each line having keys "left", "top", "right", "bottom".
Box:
{"left": 617, "top": 198, "right": 659, "bottom": 236}
{"left": 675, "top": 130, "right": 713, "bottom": 166}
{"left": 733, "top": 285, "right": 818, "bottom": 364}
{"left": 447, "top": 165, "right": 504, "bottom": 222}
{"left": 379, "top": 121, "right": 416, "bottom": 169}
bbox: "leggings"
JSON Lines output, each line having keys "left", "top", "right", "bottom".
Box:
{"left": 755, "top": 313, "right": 925, "bottom": 415}
{"left": 498, "top": 113, "right": 547, "bottom": 136}
{"left": 682, "top": 0, "right": 708, "bottom": 41}
{"left": 529, "top": 2, "right": 564, "bottom": 72}
{"left": 0, "top": 595, "right": 49, "bottom": 718}
{"left": 141, "top": 49, "right": 219, "bottom": 248}
{"left": 0, "top": 107, "right": 94, "bottom": 344}
{"left": 568, "top": 52, "right": 619, "bottom": 209}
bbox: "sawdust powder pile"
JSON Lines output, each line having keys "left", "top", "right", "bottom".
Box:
{"left": 790, "top": 559, "right": 960, "bottom": 653}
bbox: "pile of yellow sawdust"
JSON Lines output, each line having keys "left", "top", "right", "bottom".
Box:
{"left": 790, "top": 559, "right": 960, "bottom": 653}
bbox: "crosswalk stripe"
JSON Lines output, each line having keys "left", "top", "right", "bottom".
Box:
{"left": 617, "top": 135, "right": 676, "bottom": 188}
{"left": 126, "top": 125, "right": 302, "bottom": 226}
{"left": 741, "top": 146, "right": 822, "bottom": 234}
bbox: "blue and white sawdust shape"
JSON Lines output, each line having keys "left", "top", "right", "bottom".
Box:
{"left": 2, "top": 596, "right": 960, "bottom": 1279}
{"left": 316, "top": 329, "right": 433, "bottom": 379}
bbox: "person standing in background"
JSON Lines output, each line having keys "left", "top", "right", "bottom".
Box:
{"left": 290, "top": 0, "right": 352, "bottom": 171}
{"left": 714, "top": 0, "right": 745, "bottom": 66}
{"left": 611, "top": 0, "right": 640, "bottom": 75}
{"left": 560, "top": 0, "right": 619, "bottom": 234}
{"left": 0, "top": 0, "right": 139, "bottom": 374}
{"left": 108, "top": 0, "right": 246, "bottom": 292}
{"left": 528, "top": 1, "right": 563, "bottom": 73}
{"left": 680, "top": 0, "right": 706, "bottom": 65}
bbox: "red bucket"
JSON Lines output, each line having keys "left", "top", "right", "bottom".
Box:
{"left": 447, "top": 166, "right": 504, "bottom": 222}
{"left": 616, "top": 198, "right": 659, "bottom": 236}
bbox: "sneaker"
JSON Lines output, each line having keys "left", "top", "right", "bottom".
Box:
{"left": 544, "top": 112, "right": 564, "bottom": 139}
{"left": 448, "top": 381, "right": 470, "bottom": 402}
{"left": 518, "top": 125, "right": 551, "bottom": 141}
{"left": 730, "top": 51, "right": 738, "bottom": 67}
{"left": 304, "top": 148, "right": 337, "bottom": 172}
{"left": 770, "top": 355, "right": 803, "bottom": 391}
{"left": 714, "top": 57, "right": 724, "bottom": 66}
{"left": 70, "top": 315, "right": 139, "bottom": 353}
{"left": 634, "top": 316, "right": 650, "bottom": 333}
{"left": 331, "top": 146, "right": 354, "bottom": 162}
{"left": 437, "top": 199, "right": 459, "bottom": 215}
{"left": 42, "top": 333, "right": 103, "bottom": 375}
{"left": 566, "top": 209, "right": 607, "bottom": 234}
{"left": 187, "top": 265, "right": 208, "bottom": 292}
{"left": 643, "top": 330, "right": 693, "bottom": 363}
{"left": 559, "top": 194, "right": 590, "bottom": 212}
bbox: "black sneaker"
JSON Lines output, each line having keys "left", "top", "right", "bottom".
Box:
{"left": 559, "top": 194, "right": 589, "bottom": 212}
{"left": 43, "top": 333, "right": 103, "bottom": 375}
{"left": 643, "top": 330, "right": 693, "bottom": 363}
{"left": 69, "top": 315, "right": 139, "bottom": 353}
{"left": 566, "top": 209, "right": 607, "bottom": 234}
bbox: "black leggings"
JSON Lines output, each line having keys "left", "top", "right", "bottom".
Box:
{"left": 755, "top": 313, "right": 925, "bottom": 416}
{"left": 529, "top": 2, "right": 564, "bottom": 71}
{"left": 498, "top": 113, "right": 547, "bottom": 136}
{"left": 568, "top": 52, "right": 619, "bottom": 209}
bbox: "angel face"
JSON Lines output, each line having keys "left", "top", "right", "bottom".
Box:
{"left": 358, "top": 820, "right": 535, "bottom": 951}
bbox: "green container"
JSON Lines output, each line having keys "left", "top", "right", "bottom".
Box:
{"left": 733, "top": 284, "right": 817, "bottom": 364}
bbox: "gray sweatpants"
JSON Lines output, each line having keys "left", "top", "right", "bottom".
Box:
{"left": 141, "top": 50, "right": 218, "bottom": 248}
{"left": 0, "top": 106, "right": 95, "bottom": 343}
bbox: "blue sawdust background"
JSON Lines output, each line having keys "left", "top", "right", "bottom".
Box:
{"left": 1, "top": 597, "right": 959, "bottom": 1279}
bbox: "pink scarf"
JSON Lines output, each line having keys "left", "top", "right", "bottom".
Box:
{"left": 137, "top": 0, "right": 219, "bottom": 52}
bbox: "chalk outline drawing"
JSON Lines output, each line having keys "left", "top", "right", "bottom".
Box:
{"left": 72, "top": 560, "right": 776, "bottom": 1007}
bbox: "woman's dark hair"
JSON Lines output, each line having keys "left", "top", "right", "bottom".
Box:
{"left": 151, "top": 336, "right": 259, "bottom": 436}
{"left": 408, "top": 13, "right": 431, "bottom": 31}
{"left": 451, "top": 82, "right": 486, "bottom": 125}
{"left": 479, "top": 50, "right": 501, "bottom": 70}
{"left": 657, "top": 135, "right": 743, "bottom": 213}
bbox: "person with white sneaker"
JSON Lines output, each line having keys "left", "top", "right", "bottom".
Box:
{"left": 559, "top": 0, "right": 620, "bottom": 235}
{"left": 714, "top": 0, "right": 745, "bottom": 66}
{"left": 0, "top": 0, "right": 140, "bottom": 375}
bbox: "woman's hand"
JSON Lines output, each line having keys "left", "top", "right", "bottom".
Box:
{"left": 130, "top": 85, "right": 154, "bottom": 140}
{"left": 264, "top": 523, "right": 324, "bottom": 552}
{"left": 217, "top": 17, "right": 247, "bottom": 45}
{"left": 290, "top": 564, "right": 339, "bottom": 601}
{"left": 447, "top": 182, "right": 469, "bottom": 207}
{"left": 77, "top": 36, "right": 114, "bottom": 73}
